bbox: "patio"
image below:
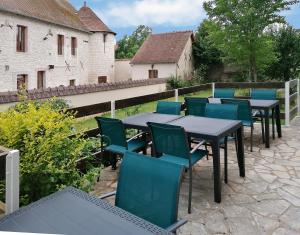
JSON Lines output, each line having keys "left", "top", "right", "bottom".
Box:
{"left": 91, "top": 117, "right": 300, "bottom": 235}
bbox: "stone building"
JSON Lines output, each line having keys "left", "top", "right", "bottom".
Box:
{"left": 0, "top": 0, "right": 115, "bottom": 92}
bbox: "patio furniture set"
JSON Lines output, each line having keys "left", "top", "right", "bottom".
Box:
{"left": 0, "top": 89, "right": 282, "bottom": 234}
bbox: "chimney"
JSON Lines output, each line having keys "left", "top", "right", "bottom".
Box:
{"left": 84, "top": 1, "right": 87, "bottom": 7}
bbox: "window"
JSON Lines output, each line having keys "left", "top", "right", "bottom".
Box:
{"left": 17, "top": 74, "right": 28, "bottom": 90}
{"left": 69, "top": 79, "right": 76, "bottom": 86}
{"left": 98, "top": 76, "right": 107, "bottom": 84}
{"left": 71, "top": 37, "right": 77, "bottom": 56}
{"left": 37, "top": 71, "right": 45, "bottom": 89}
{"left": 57, "top": 34, "right": 64, "bottom": 55}
{"left": 16, "top": 25, "right": 27, "bottom": 52}
{"left": 148, "top": 70, "right": 158, "bottom": 79}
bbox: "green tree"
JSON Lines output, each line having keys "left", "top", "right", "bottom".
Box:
{"left": 266, "top": 26, "right": 300, "bottom": 81}
{"left": 203, "top": 0, "right": 298, "bottom": 82}
{"left": 116, "top": 25, "right": 152, "bottom": 59}
{"left": 193, "top": 20, "right": 223, "bottom": 82}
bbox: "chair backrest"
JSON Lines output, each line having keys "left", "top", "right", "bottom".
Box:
{"left": 251, "top": 89, "right": 277, "bottom": 100}
{"left": 147, "top": 122, "right": 190, "bottom": 159}
{"left": 184, "top": 97, "right": 208, "bottom": 117}
{"left": 214, "top": 88, "right": 235, "bottom": 98}
{"left": 116, "top": 151, "right": 184, "bottom": 229}
{"left": 221, "top": 99, "right": 252, "bottom": 123}
{"left": 156, "top": 101, "right": 182, "bottom": 115}
{"left": 95, "top": 117, "right": 127, "bottom": 147}
{"left": 205, "top": 103, "right": 238, "bottom": 120}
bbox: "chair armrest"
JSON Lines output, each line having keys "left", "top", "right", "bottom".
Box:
{"left": 190, "top": 140, "right": 206, "bottom": 154}
{"left": 98, "top": 191, "right": 116, "bottom": 199}
{"left": 166, "top": 219, "right": 188, "bottom": 233}
{"left": 127, "top": 132, "right": 146, "bottom": 142}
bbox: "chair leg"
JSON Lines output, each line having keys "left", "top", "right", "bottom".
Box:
{"left": 272, "top": 109, "right": 275, "bottom": 140}
{"left": 205, "top": 143, "right": 209, "bottom": 160}
{"left": 224, "top": 137, "right": 228, "bottom": 184}
{"left": 110, "top": 152, "right": 117, "bottom": 170}
{"left": 250, "top": 125, "right": 254, "bottom": 152}
{"left": 261, "top": 117, "right": 265, "bottom": 143}
{"left": 188, "top": 166, "right": 192, "bottom": 214}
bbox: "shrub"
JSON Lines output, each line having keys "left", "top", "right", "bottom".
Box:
{"left": 166, "top": 75, "right": 187, "bottom": 89}
{"left": 0, "top": 99, "right": 100, "bottom": 205}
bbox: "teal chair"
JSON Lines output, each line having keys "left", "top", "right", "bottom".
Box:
{"left": 184, "top": 97, "right": 208, "bottom": 116}
{"left": 251, "top": 89, "right": 277, "bottom": 139}
{"left": 99, "top": 151, "right": 187, "bottom": 233}
{"left": 156, "top": 101, "right": 182, "bottom": 115}
{"left": 147, "top": 122, "right": 208, "bottom": 214}
{"left": 95, "top": 117, "right": 148, "bottom": 169}
{"left": 214, "top": 88, "right": 235, "bottom": 98}
{"left": 205, "top": 103, "right": 238, "bottom": 183}
{"left": 222, "top": 99, "right": 263, "bottom": 151}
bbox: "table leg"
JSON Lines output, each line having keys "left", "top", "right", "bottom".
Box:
{"left": 275, "top": 104, "right": 282, "bottom": 138}
{"left": 265, "top": 109, "right": 270, "bottom": 148}
{"left": 236, "top": 127, "right": 245, "bottom": 177}
{"left": 211, "top": 140, "right": 221, "bottom": 203}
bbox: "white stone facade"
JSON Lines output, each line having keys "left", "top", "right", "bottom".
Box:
{"left": 0, "top": 11, "right": 115, "bottom": 92}
{"left": 115, "top": 59, "right": 132, "bottom": 82}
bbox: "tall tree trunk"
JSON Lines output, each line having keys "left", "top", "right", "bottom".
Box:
{"left": 249, "top": 51, "right": 257, "bottom": 82}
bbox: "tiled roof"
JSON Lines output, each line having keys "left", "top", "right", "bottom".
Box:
{"left": 131, "top": 31, "right": 194, "bottom": 64}
{"left": 0, "top": 79, "right": 167, "bottom": 104}
{"left": 0, "top": 0, "right": 110, "bottom": 33}
{"left": 78, "top": 5, "right": 115, "bottom": 35}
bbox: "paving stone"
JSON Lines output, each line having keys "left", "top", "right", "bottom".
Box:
{"left": 246, "top": 200, "right": 290, "bottom": 217}
{"left": 272, "top": 227, "right": 299, "bottom": 235}
{"left": 280, "top": 207, "right": 300, "bottom": 231}
{"left": 228, "top": 217, "right": 261, "bottom": 235}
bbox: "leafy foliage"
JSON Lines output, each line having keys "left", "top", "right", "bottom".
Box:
{"left": 193, "top": 20, "right": 223, "bottom": 82}
{"left": 116, "top": 25, "right": 152, "bottom": 59}
{"left": 203, "top": 0, "right": 299, "bottom": 82}
{"left": 265, "top": 26, "right": 300, "bottom": 81}
{"left": 0, "top": 99, "right": 100, "bottom": 205}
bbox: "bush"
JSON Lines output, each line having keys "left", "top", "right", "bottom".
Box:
{"left": 0, "top": 99, "right": 100, "bottom": 205}
{"left": 166, "top": 75, "right": 187, "bottom": 89}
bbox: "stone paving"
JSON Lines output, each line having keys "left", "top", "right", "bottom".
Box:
{"left": 91, "top": 117, "right": 300, "bottom": 235}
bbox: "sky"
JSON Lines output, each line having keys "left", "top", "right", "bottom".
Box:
{"left": 70, "top": 0, "right": 300, "bottom": 40}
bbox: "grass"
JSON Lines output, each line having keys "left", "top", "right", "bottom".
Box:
{"left": 74, "top": 89, "right": 212, "bottom": 132}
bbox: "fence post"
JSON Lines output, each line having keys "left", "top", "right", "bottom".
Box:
{"left": 5, "top": 150, "right": 19, "bottom": 215}
{"left": 297, "top": 78, "right": 300, "bottom": 116}
{"left": 111, "top": 100, "right": 115, "bottom": 118}
{"left": 212, "top": 83, "right": 215, "bottom": 97}
{"left": 285, "top": 81, "right": 290, "bottom": 126}
{"left": 175, "top": 89, "right": 179, "bottom": 102}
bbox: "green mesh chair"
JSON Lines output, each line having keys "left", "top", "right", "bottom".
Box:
{"left": 251, "top": 89, "right": 277, "bottom": 139}
{"left": 205, "top": 103, "right": 238, "bottom": 183}
{"left": 95, "top": 117, "right": 148, "bottom": 169}
{"left": 99, "top": 151, "right": 187, "bottom": 233}
{"left": 221, "top": 99, "right": 264, "bottom": 152}
{"left": 147, "top": 122, "right": 208, "bottom": 214}
{"left": 214, "top": 88, "right": 235, "bottom": 98}
{"left": 184, "top": 97, "right": 208, "bottom": 116}
{"left": 156, "top": 101, "right": 182, "bottom": 115}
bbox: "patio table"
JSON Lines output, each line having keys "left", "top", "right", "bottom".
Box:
{"left": 168, "top": 116, "right": 245, "bottom": 203}
{"left": 0, "top": 187, "right": 171, "bottom": 235}
{"left": 208, "top": 98, "right": 282, "bottom": 148}
{"left": 122, "top": 112, "right": 182, "bottom": 131}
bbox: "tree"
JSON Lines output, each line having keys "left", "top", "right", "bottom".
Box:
{"left": 203, "top": 0, "right": 299, "bottom": 82}
{"left": 193, "top": 20, "right": 223, "bottom": 82}
{"left": 116, "top": 25, "right": 152, "bottom": 59}
{"left": 266, "top": 26, "right": 300, "bottom": 81}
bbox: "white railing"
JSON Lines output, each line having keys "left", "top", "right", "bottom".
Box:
{"left": 1, "top": 149, "right": 19, "bottom": 215}
{"left": 285, "top": 79, "right": 299, "bottom": 126}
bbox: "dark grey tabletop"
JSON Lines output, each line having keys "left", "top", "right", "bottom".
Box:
{"left": 169, "top": 115, "right": 242, "bottom": 140}
{"left": 208, "top": 98, "right": 279, "bottom": 109}
{"left": 0, "top": 187, "right": 170, "bottom": 235}
{"left": 123, "top": 112, "right": 182, "bottom": 130}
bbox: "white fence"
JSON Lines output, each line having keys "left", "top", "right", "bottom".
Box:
{"left": 0, "top": 149, "right": 19, "bottom": 215}
{"left": 285, "top": 79, "right": 300, "bottom": 126}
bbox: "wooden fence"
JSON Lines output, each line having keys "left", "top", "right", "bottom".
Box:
{"left": 67, "top": 81, "right": 299, "bottom": 137}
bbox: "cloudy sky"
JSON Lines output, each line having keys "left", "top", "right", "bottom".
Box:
{"left": 70, "top": 0, "right": 300, "bottom": 40}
